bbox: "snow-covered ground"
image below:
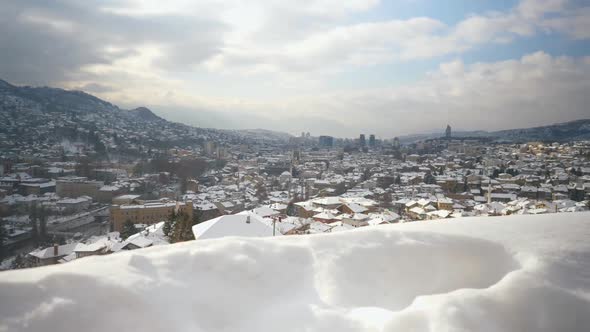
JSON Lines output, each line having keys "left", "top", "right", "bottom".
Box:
{"left": 1, "top": 212, "right": 590, "bottom": 331}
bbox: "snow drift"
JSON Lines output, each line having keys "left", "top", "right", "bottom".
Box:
{"left": 1, "top": 212, "right": 590, "bottom": 332}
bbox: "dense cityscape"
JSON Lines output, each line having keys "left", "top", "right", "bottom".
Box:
{"left": 1, "top": 80, "right": 589, "bottom": 270}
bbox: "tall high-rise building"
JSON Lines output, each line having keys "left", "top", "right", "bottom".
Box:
{"left": 319, "top": 135, "right": 334, "bottom": 148}
{"left": 359, "top": 134, "right": 366, "bottom": 147}
{"left": 369, "top": 134, "right": 376, "bottom": 147}
{"left": 292, "top": 149, "right": 301, "bottom": 162}
{"left": 445, "top": 124, "right": 452, "bottom": 138}
{"left": 393, "top": 137, "right": 400, "bottom": 149}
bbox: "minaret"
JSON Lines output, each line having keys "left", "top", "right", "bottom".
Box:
{"left": 487, "top": 178, "right": 492, "bottom": 204}
{"left": 236, "top": 159, "right": 240, "bottom": 190}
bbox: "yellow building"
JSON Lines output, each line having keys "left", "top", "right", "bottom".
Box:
{"left": 437, "top": 198, "right": 454, "bottom": 211}
{"left": 110, "top": 200, "right": 193, "bottom": 232}
{"left": 56, "top": 176, "right": 103, "bottom": 200}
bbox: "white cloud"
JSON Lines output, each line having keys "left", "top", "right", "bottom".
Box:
{"left": 540, "top": 7, "right": 590, "bottom": 40}
{"left": 1, "top": 0, "right": 589, "bottom": 137}
{"left": 517, "top": 0, "right": 567, "bottom": 19}
{"left": 308, "top": 51, "right": 590, "bottom": 136}
{"left": 100, "top": 52, "right": 590, "bottom": 138}
{"left": 203, "top": 0, "right": 590, "bottom": 76}
{"left": 3, "top": 0, "right": 588, "bottom": 82}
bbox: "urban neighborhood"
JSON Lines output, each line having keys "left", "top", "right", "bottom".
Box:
{"left": 2, "top": 97, "right": 589, "bottom": 269}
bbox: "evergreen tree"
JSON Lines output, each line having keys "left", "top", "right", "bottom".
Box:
{"left": 361, "top": 168, "right": 371, "bottom": 181}
{"left": 170, "top": 213, "right": 194, "bottom": 243}
{"left": 271, "top": 179, "right": 280, "bottom": 190}
{"left": 11, "top": 254, "right": 34, "bottom": 270}
{"left": 163, "top": 211, "right": 176, "bottom": 237}
{"left": 38, "top": 206, "right": 48, "bottom": 244}
{"left": 255, "top": 183, "right": 268, "bottom": 201}
{"left": 132, "top": 162, "right": 144, "bottom": 176}
{"left": 0, "top": 222, "right": 7, "bottom": 260}
{"left": 120, "top": 219, "right": 138, "bottom": 240}
{"left": 491, "top": 169, "right": 500, "bottom": 179}
{"left": 382, "top": 192, "right": 393, "bottom": 207}
{"left": 180, "top": 177, "right": 188, "bottom": 194}
{"left": 52, "top": 235, "right": 66, "bottom": 245}
{"left": 11, "top": 254, "right": 24, "bottom": 269}
{"left": 286, "top": 202, "right": 297, "bottom": 216}
{"left": 192, "top": 210, "right": 202, "bottom": 226}
{"left": 179, "top": 216, "right": 195, "bottom": 242}
{"left": 29, "top": 205, "right": 39, "bottom": 246}
{"left": 424, "top": 173, "right": 436, "bottom": 184}
{"left": 95, "top": 140, "right": 106, "bottom": 155}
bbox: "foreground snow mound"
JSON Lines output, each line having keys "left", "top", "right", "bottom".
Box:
{"left": 1, "top": 213, "right": 590, "bottom": 332}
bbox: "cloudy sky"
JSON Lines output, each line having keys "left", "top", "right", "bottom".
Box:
{"left": 1, "top": 0, "right": 589, "bottom": 137}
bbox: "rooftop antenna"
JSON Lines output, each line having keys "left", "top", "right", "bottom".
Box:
{"left": 236, "top": 158, "right": 240, "bottom": 190}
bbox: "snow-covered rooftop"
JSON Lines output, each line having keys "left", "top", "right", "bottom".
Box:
{"left": 192, "top": 212, "right": 277, "bottom": 240}
{"left": 1, "top": 212, "right": 590, "bottom": 331}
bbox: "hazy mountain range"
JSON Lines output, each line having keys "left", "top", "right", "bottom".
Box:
{"left": 1, "top": 78, "right": 589, "bottom": 144}
{"left": 0, "top": 79, "right": 289, "bottom": 153}
{"left": 397, "top": 120, "right": 590, "bottom": 143}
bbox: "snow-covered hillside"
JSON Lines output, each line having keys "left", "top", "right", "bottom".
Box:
{"left": 1, "top": 212, "right": 590, "bottom": 332}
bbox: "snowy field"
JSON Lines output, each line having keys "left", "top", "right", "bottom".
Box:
{"left": 1, "top": 212, "right": 590, "bottom": 332}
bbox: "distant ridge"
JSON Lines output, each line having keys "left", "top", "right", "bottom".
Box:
{"left": 1, "top": 78, "right": 588, "bottom": 143}
{"left": 0, "top": 78, "right": 293, "bottom": 158}
{"left": 491, "top": 119, "right": 590, "bottom": 142}
{"left": 0, "top": 78, "right": 235, "bottom": 158}
{"left": 126, "top": 106, "right": 165, "bottom": 122}
{"left": 0, "top": 78, "right": 12, "bottom": 88}
{"left": 237, "top": 128, "right": 294, "bottom": 140}
{"left": 398, "top": 119, "right": 590, "bottom": 143}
